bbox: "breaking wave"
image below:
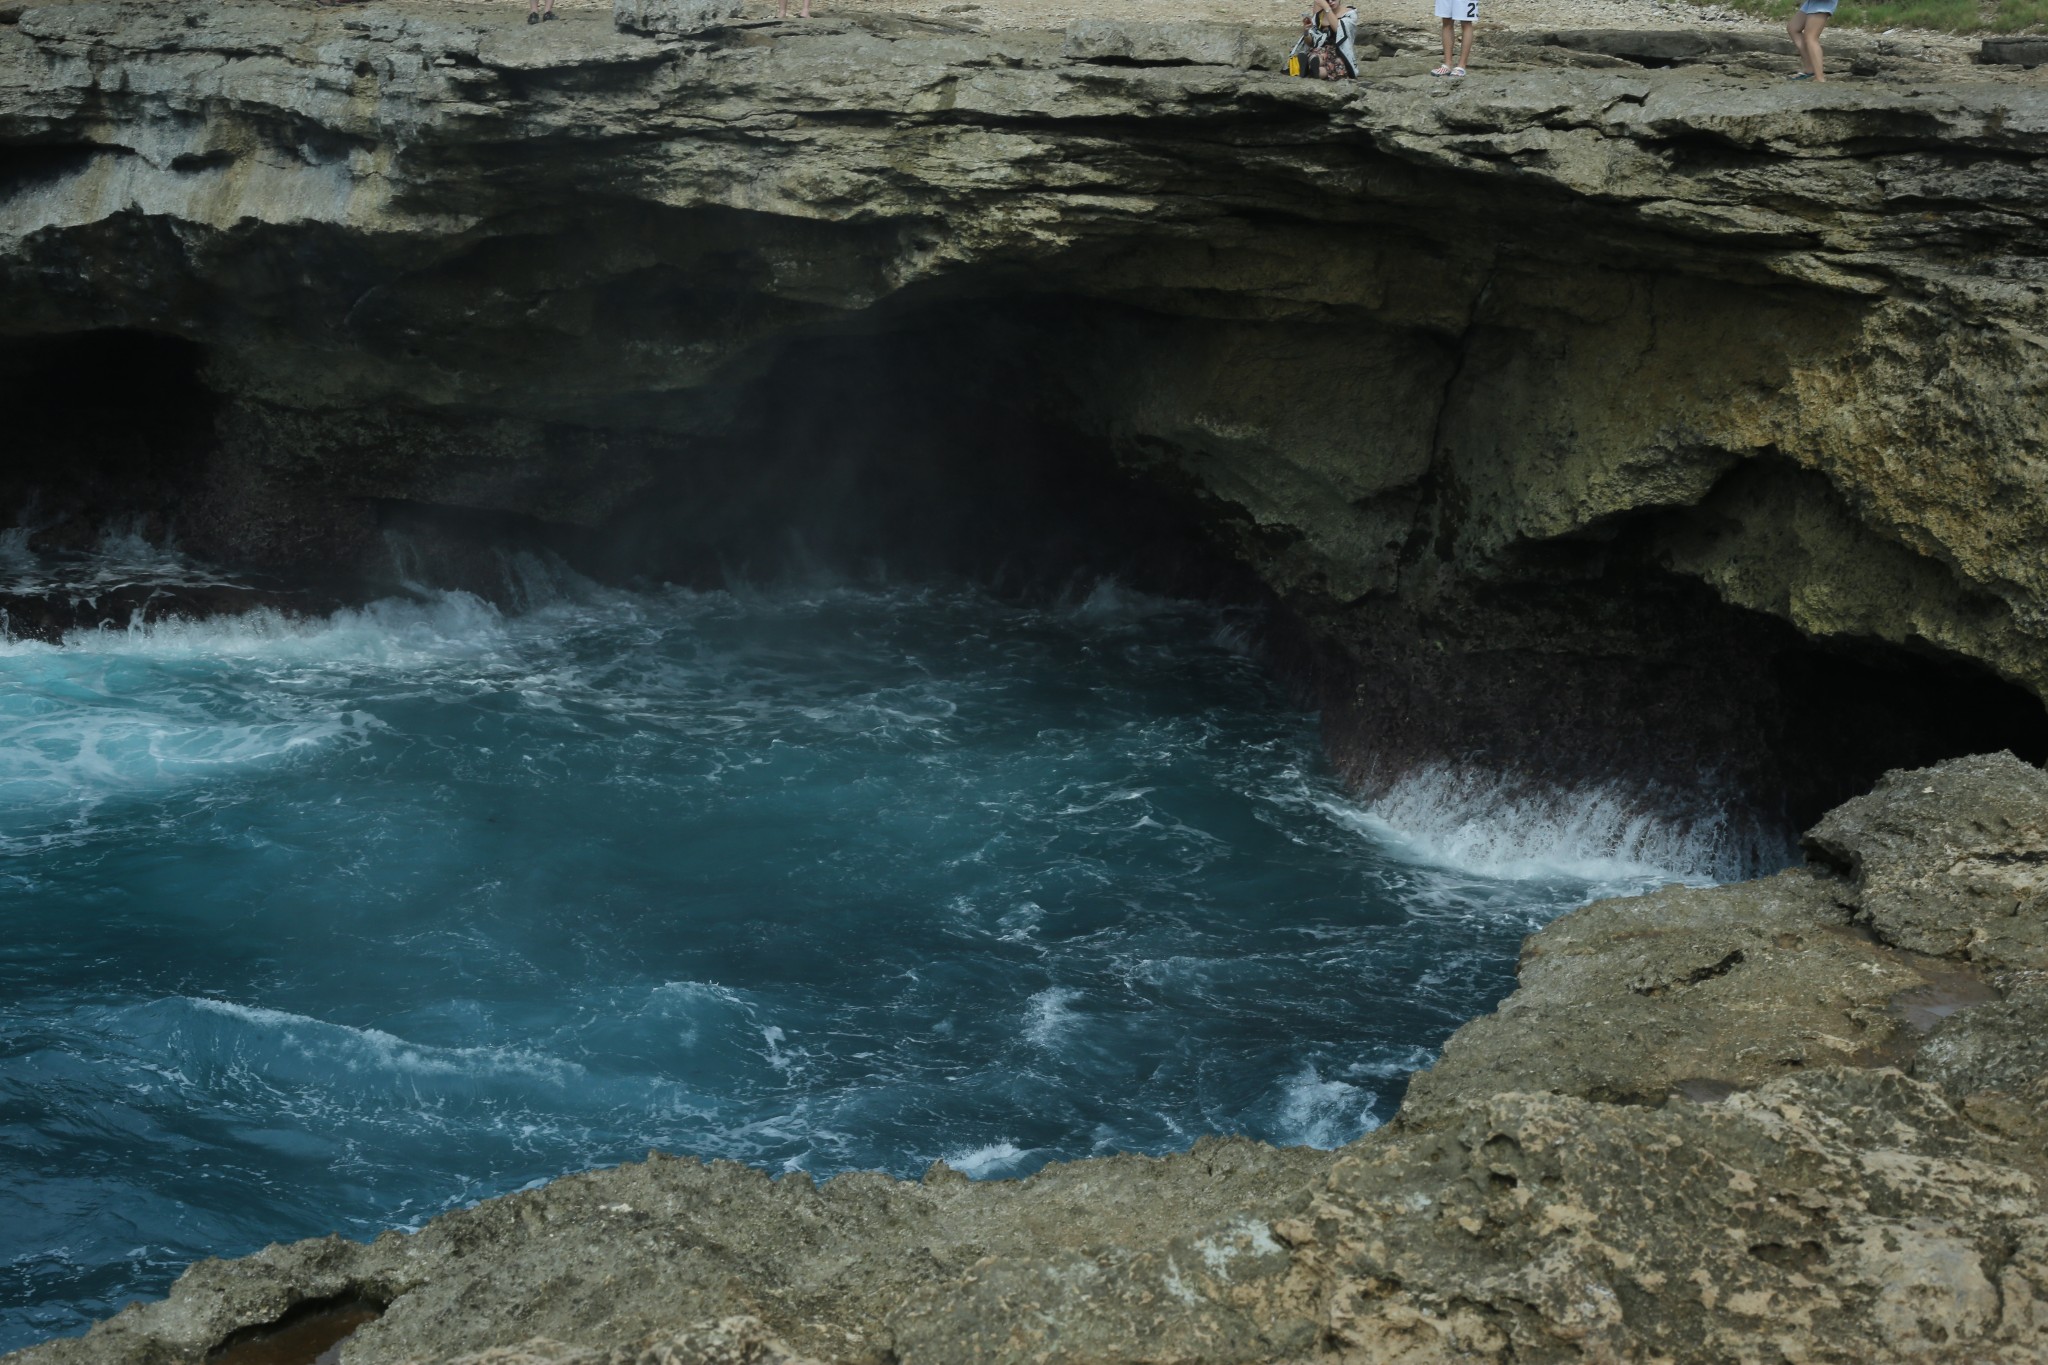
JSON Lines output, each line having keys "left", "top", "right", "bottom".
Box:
{"left": 1325, "top": 763, "right": 1788, "bottom": 891}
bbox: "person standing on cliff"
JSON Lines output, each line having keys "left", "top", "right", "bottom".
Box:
{"left": 1432, "top": 0, "right": 1476, "bottom": 77}
{"left": 778, "top": 0, "right": 815, "bottom": 18}
{"left": 526, "top": 0, "right": 555, "bottom": 23}
{"left": 1787, "top": 0, "right": 1834, "bottom": 80}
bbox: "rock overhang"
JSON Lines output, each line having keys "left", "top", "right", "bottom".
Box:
{"left": 5, "top": 0, "right": 2048, "bottom": 817}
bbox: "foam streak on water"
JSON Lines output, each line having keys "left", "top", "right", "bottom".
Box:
{"left": 0, "top": 551, "right": 1737, "bottom": 1351}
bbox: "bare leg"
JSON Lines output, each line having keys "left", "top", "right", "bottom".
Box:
{"left": 777, "top": 0, "right": 789, "bottom": 17}
{"left": 1807, "top": 12, "right": 1828, "bottom": 81}
{"left": 1457, "top": 21, "right": 1475, "bottom": 68}
{"left": 1441, "top": 18, "right": 1455, "bottom": 70}
{"left": 1787, "top": 12, "right": 1811, "bottom": 73}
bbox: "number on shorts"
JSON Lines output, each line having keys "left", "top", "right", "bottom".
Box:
{"left": 1464, "top": 4, "right": 1477, "bottom": 17}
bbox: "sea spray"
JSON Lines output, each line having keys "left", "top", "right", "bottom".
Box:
{"left": 1328, "top": 763, "right": 1789, "bottom": 890}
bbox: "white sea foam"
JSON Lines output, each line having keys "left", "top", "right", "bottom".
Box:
{"left": 1343, "top": 1048, "right": 1436, "bottom": 1081}
{"left": 1325, "top": 764, "right": 1784, "bottom": 889}
{"left": 24, "top": 590, "right": 513, "bottom": 664}
{"left": 1021, "top": 986, "right": 1083, "bottom": 1048}
{"left": 0, "top": 525, "right": 248, "bottom": 602}
{"left": 180, "top": 997, "right": 583, "bottom": 1085}
{"left": 0, "top": 701, "right": 378, "bottom": 812}
{"left": 1274, "top": 1064, "right": 1379, "bottom": 1149}
{"left": 631, "top": 981, "right": 758, "bottom": 1050}
{"left": 943, "top": 1140, "right": 1030, "bottom": 1178}
{"left": 1065, "top": 578, "right": 1186, "bottom": 624}
{"left": 995, "top": 901, "right": 1045, "bottom": 943}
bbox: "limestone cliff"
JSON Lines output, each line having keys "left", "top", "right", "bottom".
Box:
{"left": 3, "top": 0, "right": 2047, "bottom": 828}
{"left": 8, "top": 17, "right": 2048, "bottom": 1358}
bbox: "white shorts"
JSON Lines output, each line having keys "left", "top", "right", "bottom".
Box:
{"left": 1435, "top": 0, "right": 1478, "bottom": 19}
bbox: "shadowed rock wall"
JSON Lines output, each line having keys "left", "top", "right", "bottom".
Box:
{"left": 2, "top": 0, "right": 2047, "bottom": 821}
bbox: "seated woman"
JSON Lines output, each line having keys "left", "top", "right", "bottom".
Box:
{"left": 1292, "top": 0, "right": 1360, "bottom": 79}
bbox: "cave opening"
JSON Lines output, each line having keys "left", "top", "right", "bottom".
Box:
{"left": 0, "top": 328, "right": 218, "bottom": 550}
{"left": 5, "top": 298, "right": 2048, "bottom": 1353}
{"left": 575, "top": 307, "right": 1267, "bottom": 609}
{"left": 548, "top": 297, "right": 2048, "bottom": 859}
{"left": 1770, "top": 633, "right": 2048, "bottom": 827}
{"left": 8, "top": 310, "right": 2044, "bottom": 857}
{"left": 1284, "top": 563, "right": 2048, "bottom": 860}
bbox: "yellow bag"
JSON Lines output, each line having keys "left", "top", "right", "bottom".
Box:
{"left": 1286, "top": 55, "right": 1303, "bottom": 76}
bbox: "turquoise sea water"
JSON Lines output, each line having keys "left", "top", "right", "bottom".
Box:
{"left": 0, "top": 547, "right": 1748, "bottom": 1350}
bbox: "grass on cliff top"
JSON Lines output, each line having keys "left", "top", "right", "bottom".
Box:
{"left": 1707, "top": 0, "right": 2047, "bottom": 33}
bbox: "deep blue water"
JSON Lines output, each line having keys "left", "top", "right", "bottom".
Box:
{"left": 0, "top": 544, "right": 1748, "bottom": 1351}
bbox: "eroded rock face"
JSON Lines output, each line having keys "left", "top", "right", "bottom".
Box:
{"left": 12, "top": 754, "right": 2048, "bottom": 1365}
{"left": 1808, "top": 753, "right": 2048, "bottom": 969}
{"left": 5, "top": 19, "right": 2048, "bottom": 1357}
{"left": 1, "top": 0, "right": 2046, "bottom": 817}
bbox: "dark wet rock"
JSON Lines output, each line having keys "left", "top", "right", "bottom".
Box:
{"left": 1981, "top": 37, "right": 2048, "bottom": 67}
{"left": 2, "top": 3, "right": 2047, "bottom": 824}
{"left": 1, "top": 0, "right": 2046, "bottom": 833}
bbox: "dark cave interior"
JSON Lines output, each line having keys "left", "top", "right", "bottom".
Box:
{"left": 4, "top": 320, "right": 2044, "bottom": 853}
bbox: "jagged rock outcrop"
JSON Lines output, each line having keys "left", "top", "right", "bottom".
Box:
{"left": 13, "top": 752, "right": 2048, "bottom": 1365}
{"left": 2, "top": 0, "right": 2047, "bottom": 821}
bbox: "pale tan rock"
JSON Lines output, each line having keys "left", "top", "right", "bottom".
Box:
{"left": 1808, "top": 753, "right": 2048, "bottom": 969}
{"left": 1061, "top": 19, "right": 1255, "bottom": 68}
{"left": 434, "top": 1318, "right": 822, "bottom": 1365}
{"left": 612, "top": 0, "right": 745, "bottom": 36}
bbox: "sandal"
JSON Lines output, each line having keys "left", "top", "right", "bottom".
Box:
{"left": 1449, "top": 66, "right": 1466, "bottom": 77}
{"left": 527, "top": 9, "right": 539, "bottom": 21}
{"left": 542, "top": 9, "right": 556, "bottom": 18}
{"left": 1431, "top": 64, "right": 1452, "bottom": 76}
{"left": 1790, "top": 71, "right": 1813, "bottom": 79}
